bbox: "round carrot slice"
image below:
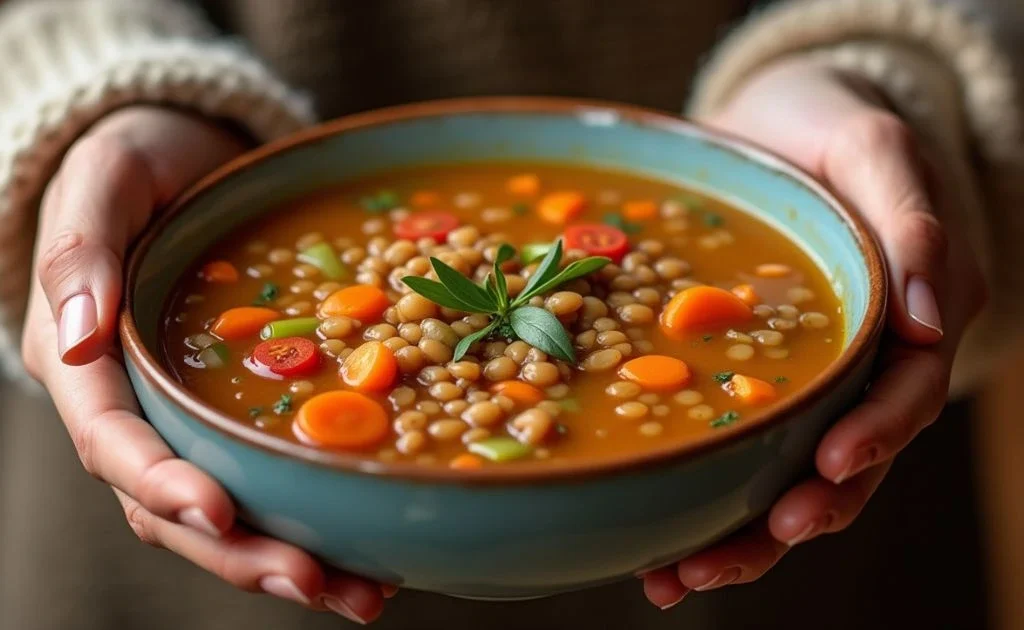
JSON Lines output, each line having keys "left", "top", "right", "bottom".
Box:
{"left": 659, "top": 286, "right": 753, "bottom": 338}
{"left": 200, "top": 260, "right": 239, "bottom": 283}
{"left": 490, "top": 380, "right": 545, "bottom": 406}
{"left": 341, "top": 341, "right": 398, "bottom": 392}
{"left": 295, "top": 391, "right": 389, "bottom": 450}
{"left": 618, "top": 355, "right": 692, "bottom": 391}
{"left": 319, "top": 285, "right": 391, "bottom": 322}
{"left": 252, "top": 337, "right": 320, "bottom": 378}
{"left": 537, "top": 191, "right": 586, "bottom": 224}
{"left": 394, "top": 211, "right": 459, "bottom": 242}
{"left": 564, "top": 224, "right": 630, "bottom": 263}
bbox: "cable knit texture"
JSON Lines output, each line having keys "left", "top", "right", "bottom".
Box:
{"left": 0, "top": 0, "right": 315, "bottom": 379}
{"left": 689, "top": 0, "right": 1023, "bottom": 393}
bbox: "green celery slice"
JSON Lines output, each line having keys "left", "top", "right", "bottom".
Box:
{"left": 468, "top": 437, "right": 532, "bottom": 462}
{"left": 197, "top": 343, "right": 229, "bottom": 369}
{"left": 297, "top": 242, "right": 349, "bottom": 280}
{"left": 520, "top": 242, "right": 552, "bottom": 265}
{"left": 260, "top": 317, "right": 320, "bottom": 340}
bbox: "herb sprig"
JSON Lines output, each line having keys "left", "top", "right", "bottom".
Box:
{"left": 402, "top": 239, "right": 610, "bottom": 362}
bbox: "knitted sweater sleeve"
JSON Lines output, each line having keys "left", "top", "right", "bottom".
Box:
{"left": 689, "top": 0, "right": 1024, "bottom": 395}
{"left": 0, "top": 0, "right": 315, "bottom": 379}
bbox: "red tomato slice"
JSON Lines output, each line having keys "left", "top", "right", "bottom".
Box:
{"left": 564, "top": 224, "right": 630, "bottom": 263}
{"left": 251, "top": 337, "right": 320, "bottom": 378}
{"left": 394, "top": 211, "right": 459, "bottom": 242}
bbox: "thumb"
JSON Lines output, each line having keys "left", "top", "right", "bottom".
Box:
{"left": 36, "top": 108, "right": 249, "bottom": 365}
{"left": 822, "top": 111, "right": 947, "bottom": 344}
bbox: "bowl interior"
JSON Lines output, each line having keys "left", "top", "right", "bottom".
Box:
{"left": 128, "top": 99, "right": 880, "bottom": 472}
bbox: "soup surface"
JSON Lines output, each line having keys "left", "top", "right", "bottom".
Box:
{"left": 162, "top": 164, "right": 843, "bottom": 469}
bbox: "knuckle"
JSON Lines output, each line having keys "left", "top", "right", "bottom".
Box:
{"left": 37, "top": 231, "right": 87, "bottom": 291}
{"left": 897, "top": 211, "right": 948, "bottom": 265}
{"left": 64, "top": 133, "right": 149, "bottom": 185}
{"left": 134, "top": 459, "right": 177, "bottom": 511}
{"left": 123, "top": 500, "right": 162, "bottom": 548}
{"left": 832, "top": 111, "right": 914, "bottom": 159}
{"left": 70, "top": 419, "right": 101, "bottom": 479}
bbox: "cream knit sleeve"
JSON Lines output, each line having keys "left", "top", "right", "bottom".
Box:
{"left": 689, "top": 0, "right": 1024, "bottom": 394}
{"left": 0, "top": 0, "right": 315, "bottom": 379}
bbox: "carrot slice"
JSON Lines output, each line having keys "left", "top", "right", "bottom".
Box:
{"left": 729, "top": 374, "right": 778, "bottom": 405}
{"left": 659, "top": 286, "right": 753, "bottom": 338}
{"left": 618, "top": 355, "right": 692, "bottom": 391}
{"left": 731, "top": 283, "right": 760, "bottom": 307}
{"left": 490, "top": 381, "right": 545, "bottom": 406}
{"left": 211, "top": 307, "right": 281, "bottom": 340}
{"left": 319, "top": 285, "right": 391, "bottom": 322}
{"left": 200, "top": 260, "right": 239, "bottom": 283}
{"left": 449, "top": 453, "right": 485, "bottom": 470}
{"left": 622, "top": 200, "right": 657, "bottom": 221}
{"left": 537, "top": 191, "right": 586, "bottom": 224}
{"left": 341, "top": 341, "right": 398, "bottom": 392}
{"left": 507, "top": 174, "right": 540, "bottom": 196}
{"left": 295, "top": 391, "right": 389, "bottom": 449}
{"left": 410, "top": 190, "right": 441, "bottom": 208}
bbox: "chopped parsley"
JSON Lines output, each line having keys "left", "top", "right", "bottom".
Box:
{"left": 248, "top": 407, "right": 263, "bottom": 419}
{"left": 512, "top": 202, "right": 530, "bottom": 216}
{"left": 559, "top": 398, "right": 581, "bottom": 413}
{"left": 710, "top": 410, "right": 741, "bottom": 428}
{"left": 272, "top": 394, "right": 293, "bottom": 415}
{"left": 712, "top": 370, "right": 735, "bottom": 384}
{"left": 774, "top": 376, "right": 789, "bottom": 384}
{"left": 702, "top": 334, "right": 713, "bottom": 342}
{"left": 702, "top": 212, "right": 725, "bottom": 228}
{"left": 674, "top": 193, "right": 705, "bottom": 210}
{"left": 359, "top": 189, "right": 399, "bottom": 213}
{"left": 602, "top": 212, "right": 643, "bottom": 235}
{"left": 253, "top": 282, "right": 279, "bottom": 306}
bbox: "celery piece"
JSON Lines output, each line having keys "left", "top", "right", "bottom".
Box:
{"left": 468, "top": 437, "right": 532, "bottom": 462}
{"left": 297, "top": 242, "right": 349, "bottom": 280}
{"left": 185, "top": 333, "right": 218, "bottom": 350}
{"left": 260, "top": 317, "right": 320, "bottom": 340}
{"left": 520, "top": 242, "right": 552, "bottom": 265}
{"left": 197, "top": 343, "right": 229, "bottom": 369}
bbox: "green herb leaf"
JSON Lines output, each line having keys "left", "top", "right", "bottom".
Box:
{"left": 703, "top": 212, "right": 724, "bottom": 227}
{"left": 521, "top": 242, "right": 553, "bottom": 265}
{"left": 253, "top": 282, "right": 279, "bottom": 306}
{"left": 512, "top": 202, "right": 529, "bottom": 216}
{"left": 774, "top": 376, "right": 789, "bottom": 384}
{"left": 483, "top": 274, "right": 500, "bottom": 305}
{"left": 508, "top": 306, "right": 575, "bottom": 363}
{"left": 520, "top": 238, "right": 563, "bottom": 299}
{"left": 712, "top": 371, "right": 735, "bottom": 384}
{"left": 516, "top": 256, "right": 611, "bottom": 304}
{"left": 402, "top": 276, "right": 492, "bottom": 313}
{"left": 360, "top": 189, "right": 399, "bottom": 213}
{"left": 452, "top": 320, "right": 497, "bottom": 362}
{"left": 492, "top": 244, "right": 516, "bottom": 310}
{"left": 602, "top": 212, "right": 643, "bottom": 235}
{"left": 248, "top": 407, "right": 263, "bottom": 419}
{"left": 710, "top": 410, "right": 740, "bottom": 428}
{"left": 273, "top": 394, "right": 293, "bottom": 415}
{"left": 429, "top": 257, "right": 499, "bottom": 313}
{"left": 494, "top": 243, "right": 517, "bottom": 266}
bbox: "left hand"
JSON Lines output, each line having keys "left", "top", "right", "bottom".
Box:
{"left": 644, "top": 58, "right": 987, "bottom": 607}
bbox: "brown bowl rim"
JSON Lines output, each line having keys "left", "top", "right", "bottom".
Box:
{"left": 120, "top": 96, "right": 887, "bottom": 485}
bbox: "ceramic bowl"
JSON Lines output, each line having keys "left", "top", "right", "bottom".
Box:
{"left": 120, "top": 97, "right": 885, "bottom": 600}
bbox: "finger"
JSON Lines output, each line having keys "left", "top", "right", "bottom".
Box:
{"left": 768, "top": 461, "right": 892, "bottom": 546}
{"left": 322, "top": 571, "right": 387, "bottom": 625}
{"left": 641, "top": 566, "right": 690, "bottom": 610}
{"left": 38, "top": 326, "right": 235, "bottom": 535}
{"left": 114, "top": 490, "right": 326, "bottom": 609}
{"left": 816, "top": 345, "right": 947, "bottom": 483}
{"left": 822, "top": 111, "right": 947, "bottom": 343}
{"left": 36, "top": 135, "right": 156, "bottom": 364}
{"left": 674, "top": 522, "right": 788, "bottom": 592}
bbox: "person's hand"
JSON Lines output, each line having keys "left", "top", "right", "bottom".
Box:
{"left": 20, "top": 106, "right": 390, "bottom": 623}
{"left": 643, "top": 58, "right": 987, "bottom": 607}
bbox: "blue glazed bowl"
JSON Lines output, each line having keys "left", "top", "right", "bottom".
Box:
{"left": 120, "top": 98, "right": 885, "bottom": 600}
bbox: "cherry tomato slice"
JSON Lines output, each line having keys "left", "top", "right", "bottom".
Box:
{"left": 251, "top": 337, "right": 320, "bottom": 378}
{"left": 564, "top": 224, "right": 630, "bottom": 263}
{"left": 394, "top": 211, "right": 459, "bottom": 242}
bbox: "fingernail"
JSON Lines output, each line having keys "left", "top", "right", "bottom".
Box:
{"left": 260, "top": 575, "right": 309, "bottom": 605}
{"left": 323, "top": 595, "right": 368, "bottom": 625}
{"left": 177, "top": 507, "right": 221, "bottom": 538}
{"left": 785, "top": 521, "right": 820, "bottom": 547}
{"left": 906, "top": 276, "right": 943, "bottom": 337}
{"left": 659, "top": 589, "right": 690, "bottom": 610}
{"left": 693, "top": 567, "right": 742, "bottom": 592}
{"left": 58, "top": 293, "right": 98, "bottom": 360}
{"left": 380, "top": 584, "right": 399, "bottom": 599}
{"left": 834, "top": 445, "right": 879, "bottom": 484}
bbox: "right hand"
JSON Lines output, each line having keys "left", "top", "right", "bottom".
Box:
{"left": 20, "top": 106, "right": 390, "bottom": 624}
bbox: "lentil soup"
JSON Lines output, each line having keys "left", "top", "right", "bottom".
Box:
{"left": 162, "top": 164, "right": 843, "bottom": 468}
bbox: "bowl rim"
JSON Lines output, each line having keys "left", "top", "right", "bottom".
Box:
{"left": 120, "top": 96, "right": 887, "bottom": 485}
